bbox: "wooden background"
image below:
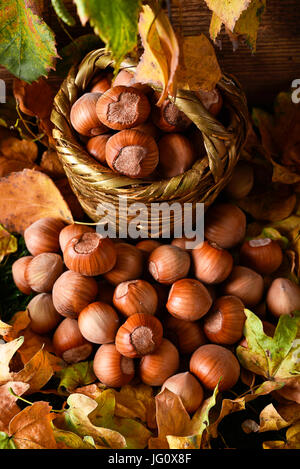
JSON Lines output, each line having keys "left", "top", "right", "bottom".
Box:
{"left": 0, "top": 0, "right": 300, "bottom": 109}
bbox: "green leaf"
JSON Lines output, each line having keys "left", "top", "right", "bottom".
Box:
{"left": 0, "top": 0, "right": 58, "bottom": 82}
{"left": 56, "top": 361, "right": 96, "bottom": 395}
{"left": 236, "top": 310, "right": 300, "bottom": 380}
{"left": 53, "top": 426, "right": 96, "bottom": 449}
{"left": 73, "top": 0, "right": 142, "bottom": 69}
{"left": 0, "top": 431, "right": 16, "bottom": 449}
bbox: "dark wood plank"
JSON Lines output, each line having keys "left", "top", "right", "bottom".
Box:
{"left": 0, "top": 0, "right": 299, "bottom": 108}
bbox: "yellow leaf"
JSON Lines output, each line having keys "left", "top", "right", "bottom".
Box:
{"left": 176, "top": 34, "right": 222, "bottom": 92}
{"left": 205, "top": 0, "right": 252, "bottom": 32}
{"left": 135, "top": 4, "right": 179, "bottom": 105}
{"left": 234, "top": 0, "right": 267, "bottom": 51}
{"left": 0, "top": 225, "right": 17, "bottom": 262}
{"left": 0, "top": 337, "right": 24, "bottom": 384}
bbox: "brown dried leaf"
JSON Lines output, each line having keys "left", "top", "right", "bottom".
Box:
{"left": 0, "top": 381, "right": 30, "bottom": 432}
{"left": 14, "top": 346, "right": 54, "bottom": 395}
{"left": 0, "top": 337, "right": 24, "bottom": 384}
{"left": 0, "top": 157, "right": 39, "bottom": 178}
{"left": 259, "top": 402, "right": 300, "bottom": 433}
{"left": 148, "top": 389, "right": 191, "bottom": 449}
{"left": 4, "top": 310, "right": 63, "bottom": 372}
{"left": 176, "top": 34, "right": 222, "bottom": 92}
{"left": 8, "top": 401, "right": 57, "bottom": 449}
{"left": 0, "top": 137, "right": 38, "bottom": 163}
{"left": 0, "top": 169, "right": 73, "bottom": 234}
{"left": 40, "top": 149, "right": 65, "bottom": 179}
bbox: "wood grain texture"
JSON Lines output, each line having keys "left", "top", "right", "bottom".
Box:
{"left": 0, "top": 0, "right": 299, "bottom": 108}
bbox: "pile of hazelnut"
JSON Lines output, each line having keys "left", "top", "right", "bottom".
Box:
{"left": 69, "top": 68, "right": 223, "bottom": 179}
{"left": 11, "top": 204, "right": 300, "bottom": 414}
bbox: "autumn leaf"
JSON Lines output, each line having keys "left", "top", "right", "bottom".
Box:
{"left": 176, "top": 34, "right": 222, "bottom": 92}
{"left": 0, "top": 0, "right": 58, "bottom": 82}
{"left": 40, "top": 149, "right": 65, "bottom": 180}
{"left": 89, "top": 389, "right": 152, "bottom": 449}
{"left": 0, "top": 169, "right": 73, "bottom": 235}
{"left": 74, "top": 0, "right": 141, "bottom": 70}
{"left": 113, "top": 383, "right": 156, "bottom": 428}
{"left": 205, "top": 0, "right": 252, "bottom": 33}
{"left": 259, "top": 402, "right": 300, "bottom": 433}
{"left": 53, "top": 425, "right": 97, "bottom": 449}
{"left": 236, "top": 310, "right": 300, "bottom": 382}
{"left": 13, "top": 345, "right": 54, "bottom": 394}
{"left": 0, "top": 225, "right": 17, "bottom": 262}
{"left": 63, "top": 393, "right": 127, "bottom": 448}
{"left": 263, "top": 422, "right": 300, "bottom": 449}
{"left": 234, "top": 0, "right": 267, "bottom": 51}
{"left": 3, "top": 310, "right": 63, "bottom": 371}
{"left": 0, "top": 381, "right": 30, "bottom": 432}
{"left": 0, "top": 337, "right": 24, "bottom": 384}
{"left": 0, "top": 432, "right": 17, "bottom": 449}
{"left": 0, "top": 137, "right": 38, "bottom": 163}
{"left": 135, "top": 3, "right": 179, "bottom": 105}
{"left": 237, "top": 186, "right": 296, "bottom": 222}
{"left": 148, "top": 388, "right": 191, "bottom": 449}
{"left": 57, "top": 361, "right": 96, "bottom": 395}
{"left": 8, "top": 401, "right": 57, "bottom": 449}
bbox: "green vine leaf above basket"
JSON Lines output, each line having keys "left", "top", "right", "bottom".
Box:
{"left": 73, "top": 0, "right": 142, "bottom": 71}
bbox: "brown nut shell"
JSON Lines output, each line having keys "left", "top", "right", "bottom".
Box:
{"left": 105, "top": 129, "right": 159, "bottom": 178}
{"left": 78, "top": 301, "right": 120, "bottom": 344}
{"left": 53, "top": 318, "right": 93, "bottom": 363}
{"left": 24, "top": 217, "right": 66, "bottom": 256}
{"left": 70, "top": 92, "right": 108, "bottom": 137}
{"left": 139, "top": 338, "right": 179, "bottom": 386}
{"left": 166, "top": 278, "right": 212, "bottom": 321}
{"left": 96, "top": 86, "right": 151, "bottom": 130}
{"left": 115, "top": 313, "right": 163, "bottom": 358}
{"left": 12, "top": 256, "right": 34, "bottom": 295}
{"left": 113, "top": 279, "right": 158, "bottom": 317}
{"left": 104, "top": 243, "right": 144, "bottom": 286}
{"left": 190, "top": 344, "right": 240, "bottom": 391}
{"left": 148, "top": 245, "right": 191, "bottom": 285}
{"left": 52, "top": 270, "right": 98, "bottom": 318}
{"left": 93, "top": 343, "right": 135, "bottom": 387}
{"left": 192, "top": 241, "right": 233, "bottom": 284}
{"left": 25, "top": 252, "right": 63, "bottom": 293}
{"left": 63, "top": 232, "right": 117, "bottom": 276}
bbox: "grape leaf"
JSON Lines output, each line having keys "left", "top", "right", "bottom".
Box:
{"left": 0, "top": 0, "right": 58, "bottom": 82}
{"left": 73, "top": 0, "right": 142, "bottom": 70}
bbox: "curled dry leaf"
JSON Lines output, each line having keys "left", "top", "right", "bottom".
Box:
{"left": 205, "top": 0, "right": 252, "bottom": 36}
{"left": 0, "top": 169, "right": 73, "bottom": 235}
{"left": 88, "top": 389, "right": 152, "bottom": 449}
{"left": 3, "top": 310, "right": 63, "bottom": 372}
{"left": 135, "top": 4, "right": 179, "bottom": 105}
{"left": 263, "top": 422, "right": 300, "bottom": 449}
{"left": 57, "top": 361, "right": 96, "bottom": 396}
{"left": 259, "top": 402, "right": 300, "bottom": 433}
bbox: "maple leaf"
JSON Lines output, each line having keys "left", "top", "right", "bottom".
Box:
{"left": 0, "top": 381, "right": 29, "bottom": 432}
{"left": 8, "top": 401, "right": 57, "bottom": 449}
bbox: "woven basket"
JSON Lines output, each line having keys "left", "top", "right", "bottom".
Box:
{"left": 51, "top": 48, "right": 249, "bottom": 237}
